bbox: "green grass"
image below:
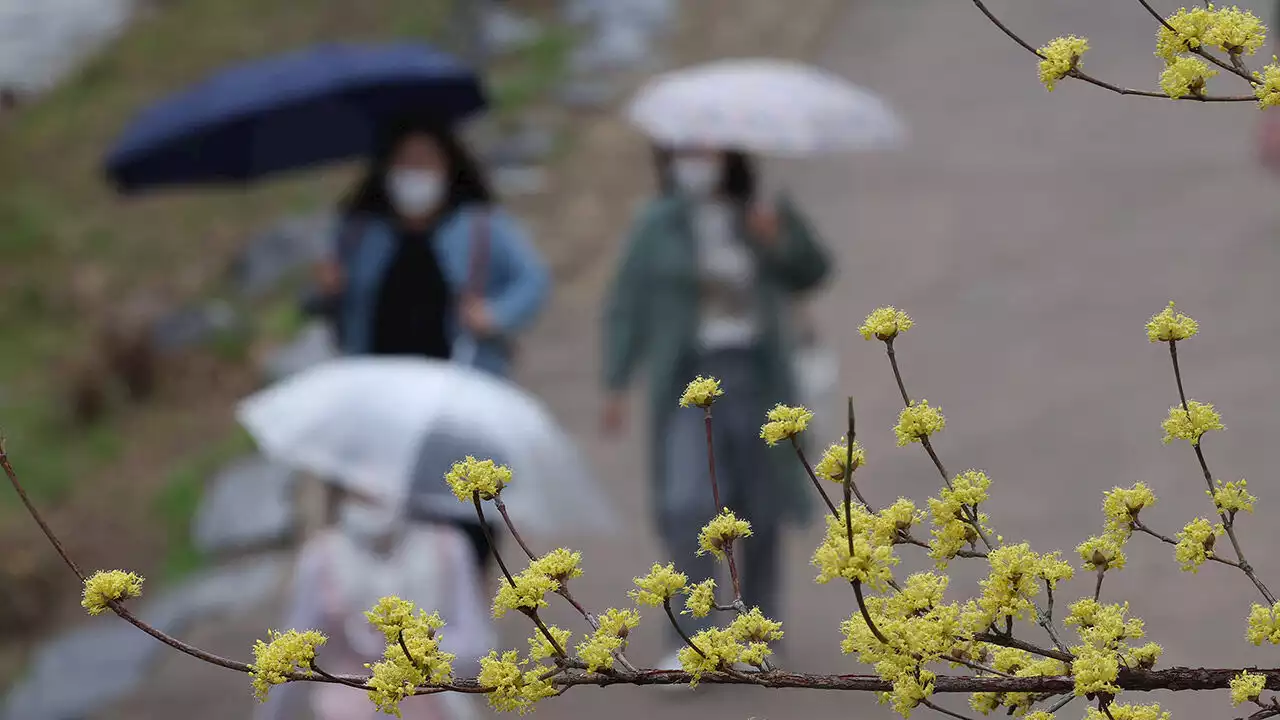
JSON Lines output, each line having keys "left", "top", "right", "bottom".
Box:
{"left": 153, "top": 428, "right": 257, "bottom": 580}
{"left": 0, "top": 0, "right": 571, "bottom": 521}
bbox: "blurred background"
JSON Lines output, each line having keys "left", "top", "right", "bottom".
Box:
{"left": 2, "top": 0, "right": 1280, "bottom": 719}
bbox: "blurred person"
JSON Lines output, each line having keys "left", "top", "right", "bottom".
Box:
{"left": 255, "top": 482, "right": 492, "bottom": 720}
{"left": 600, "top": 145, "right": 831, "bottom": 668}
{"left": 312, "top": 114, "right": 550, "bottom": 576}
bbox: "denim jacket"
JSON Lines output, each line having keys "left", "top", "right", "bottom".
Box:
{"left": 337, "top": 204, "right": 549, "bottom": 378}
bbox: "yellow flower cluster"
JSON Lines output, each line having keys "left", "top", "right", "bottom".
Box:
{"left": 814, "top": 436, "right": 866, "bottom": 483}
{"left": 1078, "top": 534, "right": 1127, "bottom": 572}
{"left": 1038, "top": 35, "right": 1090, "bottom": 91}
{"left": 971, "top": 543, "right": 1074, "bottom": 631}
{"left": 1256, "top": 61, "right": 1280, "bottom": 108}
{"left": 1101, "top": 482, "right": 1157, "bottom": 540}
{"left": 575, "top": 608, "right": 640, "bottom": 672}
{"left": 1173, "top": 517, "right": 1223, "bottom": 572}
{"left": 1230, "top": 670, "right": 1267, "bottom": 706}
{"left": 630, "top": 563, "right": 688, "bottom": 606}
{"left": 528, "top": 548, "right": 583, "bottom": 584}
{"left": 81, "top": 569, "right": 144, "bottom": 616}
{"left": 678, "top": 608, "right": 784, "bottom": 681}
{"left": 365, "top": 600, "right": 457, "bottom": 716}
{"left": 1161, "top": 400, "right": 1224, "bottom": 445}
{"left": 249, "top": 629, "right": 327, "bottom": 702}
{"left": 841, "top": 573, "right": 964, "bottom": 716}
{"left": 1246, "top": 602, "right": 1280, "bottom": 644}
{"left": 477, "top": 650, "right": 558, "bottom": 714}
{"left": 697, "top": 509, "right": 753, "bottom": 559}
{"left": 1159, "top": 56, "right": 1217, "bottom": 99}
{"left": 759, "top": 403, "right": 813, "bottom": 446}
{"left": 1064, "top": 599, "right": 1152, "bottom": 696}
{"left": 859, "top": 306, "right": 914, "bottom": 341}
{"left": 493, "top": 563, "right": 561, "bottom": 618}
{"left": 684, "top": 579, "right": 718, "bottom": 618}
{"left": 679, "top": 375, "right": 723, "bottom": 408}
{"left": 445, "top": 456, "right": 512, "bottom": 502}
{"left": 1145, "top": 301, "right": 1199, "bottom": 342}
{"left": 894, "top": 400, "right": 946, "bottom": 447}
{"left": 927, "top": 471, "right": 991, "bottom": 564}
{"left": 528, "top": 625, "right": 571, "bottom": 663}
{"left": 968, "top": 647, "right": 1068, "bottom": 716}
{"left": 1083, "top": 703, "right": 1171, "bottom": 720}
{"left": 811, "top": 506, "right": 901, "bottom": 588}
{"left": 1209, "top": 478, "right": 1256, "bottom": 515}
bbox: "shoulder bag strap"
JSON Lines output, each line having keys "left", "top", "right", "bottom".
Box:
{"left": 465, "top": 210, "right": 490, "bottom": 299}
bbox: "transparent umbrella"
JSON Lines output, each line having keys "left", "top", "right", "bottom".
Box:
{"left": 236, "top": 356, "right": 615, "bottom": 535}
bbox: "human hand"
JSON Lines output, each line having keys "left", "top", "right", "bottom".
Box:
{"left": 747, "top": 203, "right": 780, "bottom": 245}
{"left": 461, "top": 296, "right": 497, "bottom": 336}
{"left": 601, "top": 393, "right": 628, "bottom": 437}
{"left": 315, "top": 259, "right": 344, "bottom": 294}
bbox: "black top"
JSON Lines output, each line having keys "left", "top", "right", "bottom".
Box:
{"left": 369, "top": 224, "right": 453, "bottom": 359}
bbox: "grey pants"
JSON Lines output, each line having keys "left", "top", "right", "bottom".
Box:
{"left": 660, "top": 349, "right": 783, "bottom": 645}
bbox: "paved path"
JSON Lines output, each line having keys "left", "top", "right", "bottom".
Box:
{"left": 103, "top": 1, "right": 1280, "bottom": 718}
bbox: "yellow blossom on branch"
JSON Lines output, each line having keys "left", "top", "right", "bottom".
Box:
{"left": 1145, "top": 301, "right": 1199, "bottom": 342}
{"left": 1203, "top": 5, "right": 1266, "bottom": 55}
{"left": 812, "top": 509, "right": 899, "bottom": 589}
{"left": 1038, "top": 35, "right": 1090, "bottom": 91}
{"left": 1174, "top": 517, "right": 1222, "bottom": 572}
{"left": 697, "top": 509, "right": 752, "bottom": 559}
{"left": 814, "top": 436, "right": 866, "bottom": 482}
{"left": 760, "top": 403, "right": 813, "bottom": 446}
{"left": 630, "top": 563, "right": 688, "bottom": 606}
{"left": 445, "top": 456, "right": 512, "bottom": 502}
{"left": 1246, "top": 602, "right": 1280, "bottom": 645}
{"left": 366, "top": 609, "right": 456, "bottom": 715}
{"left": 1156, "top": 6, "right": 1216, "bottom": 61}
{"left": 249, "top": 629, "right": 327, "bottom": 702}
{"left": 684, "top": 578, "right": 718, "bottom": 618}
{"left": 528, "top": 548, "right": 583, "bottom": 584}
{"left": 81, "top": 569, "right": 144, "bottom": 615}
{"left": 894, "top": 400, "right": 946, "bottom": 446}
{"left": 1159, "top": 56, "right": 1217, "bottom": 99}
{"left": 1210, "top": 478, "right": 1256, "bottom": 514}
{"left": 1078, "top": 535, "right": 1127, "bottom": 572}
{"left": 678, "top": 627, "right": 744, "bottom": 683}
{"left": 859, "top": 306, "right": 914, "bottom": 341}
{"left": 727, "top": 607, "right": 784, "bottom": 668}
{"left": 1255, "top": 60, "right": 1280, "bottom": 108}
{"left": 477, "top": 650, "right": 557, "bottom": 714}
{"left": 574, "top": 608, "right": 639, "bottom": 672}
{"left": 528, "top": 625, "right": 571, "bottom": 663}
{"left": 679, "top": 375, "right": 723, "bottom": 408}
{"left": 1083, "top": 703, "right": 1171, "bottom": 720}
{"left": 493, "top": 566, "right": 559, "bottom": 618}
{"left": 1231, "top": 670, "right": 1267, "bottom": 706}
{"left": 1102, "top": 482, "right": 1158, "bottom": 540}
{"left": 1161, "top": 400, "right": 1224, "bottom": 445}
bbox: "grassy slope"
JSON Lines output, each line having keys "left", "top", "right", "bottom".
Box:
{"left": 0, "top": 0, "right": 569, "bottom": 677}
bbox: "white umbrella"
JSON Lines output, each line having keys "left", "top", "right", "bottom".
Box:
{"left": 236, "top": 356, "right": 616, "bottom": 536}
{"left": 625, "top": 58, "right": 906, "bottom": 156}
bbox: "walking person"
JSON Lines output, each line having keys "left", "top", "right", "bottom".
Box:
{"left": 311, "top": 113, "right": 551, "bottom": 578}
{"left": 600, "top": 145, "right": 831, "bottom": 669}
{"left": 254, "top": 478, "right": 492, "bottom": 720}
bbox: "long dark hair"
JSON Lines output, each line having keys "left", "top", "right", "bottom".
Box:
{"left": 651, "top": 146, "right": 757, "bottom": 205}
{"left": 340, "top": 115, "right": 492, "bottom": 220}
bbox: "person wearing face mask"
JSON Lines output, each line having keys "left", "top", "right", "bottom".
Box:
{"left": 311, "top": 114, "right": 550, "bottom": 577}
{"left": 600, "top": 145, "right": 831, "bottom": 671}
{"left": 255, "top": 484, "right": 492, "bottom": 720}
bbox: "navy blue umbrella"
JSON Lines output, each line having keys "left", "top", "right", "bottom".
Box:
{"left": 105, "top": 43, "right": 486, "bottom": 192}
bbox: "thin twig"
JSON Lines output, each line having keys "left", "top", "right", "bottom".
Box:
{"left": 1037, "top": 585, "right": 1069, "bottom": 654}
{"left": 1132, "top": 520, "right": 1241, "bottom": 568}
{"left": 853, "top": 581, "right": 891, "bottom": 645}
{"left": 974, "top": 632, "right": 1073, "bottom": 663}
{"left": 1094, "top": 568, "right": 1106, "bottom": 602}
{"left": 495, "top": 500, "right": 535, "bottom": 560}
{"left": 664, "top": 599, "right": 706, "bottom": 658}
{"left": 312, "top": 661, "right": 370, "bottom": 690}
{"left": 899, "top": 533, "right": 989, "bottom": 559}
{"left": 1130, "top": 0, "right": 1255, "bottom": 81}
{"left": 922, "top": 698, "right": 982, "bottom": 720}
{"left": 885, "top": 338, "right": 911, "bottom": 406}
{"left": 0, "top": 448, "right": 85, "bottom": 581}
{"left": 703, "top": 408, "right": 723, "bottom": 510}
{"left": 792, "top": 437, "right": 839, "bottom": 517}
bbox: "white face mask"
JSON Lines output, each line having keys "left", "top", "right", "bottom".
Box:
{"left": 386, "top": 168, "right": 445, "bottom": 218}
{"left": 337, "top": 498, "right": 400, "bottom": 543}
{"left": 671, "top": 157, "right": 721, "bottom": 197}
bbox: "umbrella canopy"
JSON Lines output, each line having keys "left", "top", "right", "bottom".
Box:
{"left": 625, "top": 58, "right": 905, "bottom": 156}
{"left": 235, "top": 356, "right": 615, "bottom": 536}
{"left": 105, "top": 43, "right": 485, "bottom": 192}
